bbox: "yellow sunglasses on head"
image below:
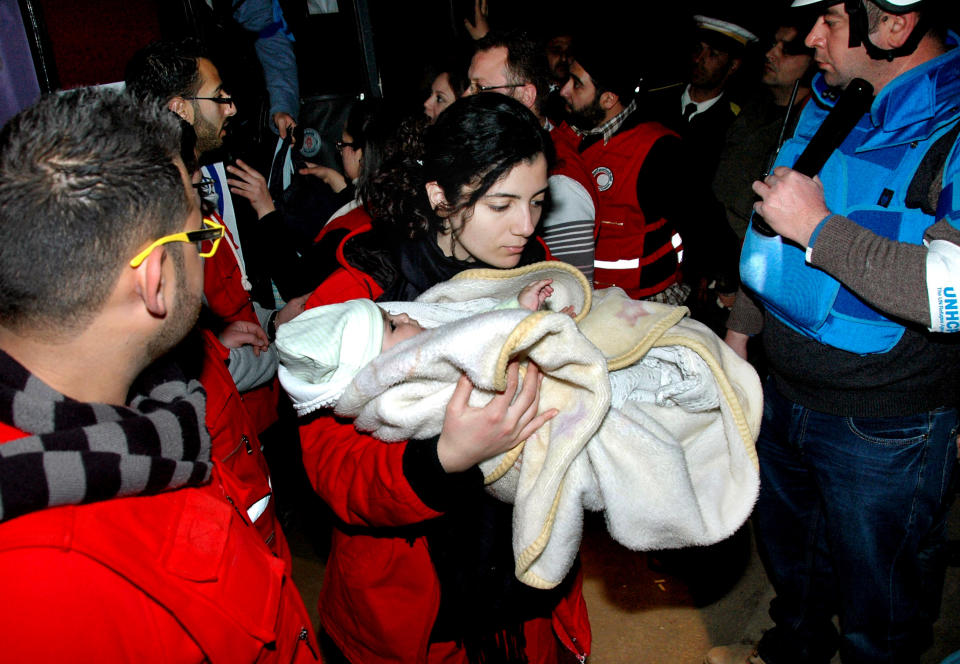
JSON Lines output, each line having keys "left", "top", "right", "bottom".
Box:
{"left": 129, "top": 217, "right": 225, "bottom": 268}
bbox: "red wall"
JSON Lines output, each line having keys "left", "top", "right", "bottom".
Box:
{"left": 37, "top": 0, "right": 162, "bottom": 88}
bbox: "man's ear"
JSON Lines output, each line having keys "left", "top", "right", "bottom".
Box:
{"left": 425, "top": 181, "right": 450, "bottom": 216}
{"left": 728, "top": 56, "right": 742, "bottom": 76}
{"left": 515, "top": 83, "right": 538, "bottom": 113}
{"left": 168, "top": 97, "right": 193, "bottom": 124}
{"left": 598, "top": 90, "right": 620, "bottom": 111}
{"left": 133, "top": 247, "right": 170, "bottom": 319}
{"left": 884, "top": 11, "right": 920, "bottom": 48}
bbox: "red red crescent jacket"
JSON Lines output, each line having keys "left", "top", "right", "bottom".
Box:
{"left": 299, "top": 227, "right": 591, "bottom": 664}
{"left": 581, "top": 121, "right": 681, "bottom": 298}
{"left": 551, "top": 122, "right": 600, "bottom": 213}
{"left": 203, "top": 212, "right": 280, "bottom": 435}
{"left": 0, "top": 423, "right": 320, "bottom": 663}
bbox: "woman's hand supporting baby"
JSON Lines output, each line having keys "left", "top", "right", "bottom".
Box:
{"left": 436, "top": 360, "right": 556, "bottom": 473}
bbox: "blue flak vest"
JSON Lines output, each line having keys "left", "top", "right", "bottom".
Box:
{"left": 740, "top": 36, "right": 960, "bottom": 355}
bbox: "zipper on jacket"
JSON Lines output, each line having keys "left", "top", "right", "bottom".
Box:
{"left": 221, "top": 493, "right": 251, "bottom": 527}
{"left": 242, "top": 434, "right": 253, "bottom": 455}
{"left": 570, "top": 636, "right": 586, "bottom": 663}
{"left": 298, "top": 627, "right": 319, "bottom": 659}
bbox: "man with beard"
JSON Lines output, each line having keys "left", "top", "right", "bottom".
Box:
{"left": 560, "top": 32, "right": 704, "bottom": 303}
{"left": 126, "top": 39, "right": 306, "bottom": 409}
{"left": 0, "top": 87, "right": 319, "bottom": 661}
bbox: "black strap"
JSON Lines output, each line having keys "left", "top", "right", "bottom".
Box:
{"left": 906, "top": 119, "right": 960, "bottom": 216}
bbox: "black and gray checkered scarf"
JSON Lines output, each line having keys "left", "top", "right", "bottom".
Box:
{"left": 0, "top": 349, "right": 211, "bottom": 523}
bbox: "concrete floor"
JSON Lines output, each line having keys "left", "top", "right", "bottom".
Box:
{"left": 289, "top": 508, "right": 960, "bottom": 663}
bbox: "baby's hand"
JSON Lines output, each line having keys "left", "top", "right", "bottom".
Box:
{"left": 219, "top": 320, "right": 270, "bottom": 356}
{"left": 517, "top": 279, "right": 554, "bottom": 311}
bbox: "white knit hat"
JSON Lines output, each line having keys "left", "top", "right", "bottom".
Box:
{"left": 276, "top": 299, "right": 384, "bottom": 409}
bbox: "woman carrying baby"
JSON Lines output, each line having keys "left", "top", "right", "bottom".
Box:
{"left": 299, "top": 93, "right": 591, "bottom": 664}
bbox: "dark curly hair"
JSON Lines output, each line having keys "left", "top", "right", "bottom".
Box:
{"left": 346, "top": 100, "right": 427, "bottom": 209}
{"left": 366, "top": 93, "right": 553, "bottom": 240}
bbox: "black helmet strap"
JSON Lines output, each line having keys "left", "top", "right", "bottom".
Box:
{"left": 844, "top": 0, "right": 928, "bottom": 61}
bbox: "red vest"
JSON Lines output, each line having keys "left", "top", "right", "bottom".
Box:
{"left": 0, "top": 425, "right": 320, "bottom": 663}
{"left": 581, "top": 121, "right": 681, "bottom": 298}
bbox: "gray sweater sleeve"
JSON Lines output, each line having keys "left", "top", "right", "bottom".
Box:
{"left": 807, "top": 215, "right": 960, "bottom": 327}
{"left": 227, "top": 302, "right": 279, "bottom": 392}
{"left": 726, "top": 286, "right": 765, "bottom": 336}
{"left": 228, "top": 345, "right": 279, "bottom": 392}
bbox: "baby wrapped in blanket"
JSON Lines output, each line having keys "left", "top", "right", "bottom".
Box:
{"left": 278, "top": 261, "right": 762, "bottom": 589}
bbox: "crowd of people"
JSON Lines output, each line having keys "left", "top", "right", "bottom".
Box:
{"left": 0, "top": 0, "right": 958, "bottom": 663}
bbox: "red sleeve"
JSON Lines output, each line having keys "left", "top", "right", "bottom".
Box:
{"left": 299, "top": 229, "right": 486, "bottom": 526}
{"left": 302, "top": 257, "right": 436, "bottom": 527}
{"left": 299, "top": 412, "right": 443, "bottom": 527}
{"left": 0, "top": 548, "right": 203, "bottom": 662}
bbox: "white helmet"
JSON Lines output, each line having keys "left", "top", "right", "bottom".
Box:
{"left": 791, "top": 0, "right": 929, "bottom": 60}
{"left": 792, "top": 0, "right": 923, "bottom": 9}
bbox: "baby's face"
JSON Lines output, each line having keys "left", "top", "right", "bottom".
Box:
{"left": 380, "top": 309, "right": 424, "bottom": 351}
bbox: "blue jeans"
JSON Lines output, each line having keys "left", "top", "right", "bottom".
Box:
{"left": 754, "top": 380, "right": 958, "bottom": 664}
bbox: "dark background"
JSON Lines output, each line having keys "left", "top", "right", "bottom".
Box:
{"left": 11, "top": 0, "right": 960, "bottom": 147}
{"left": 12, "top": 1, "right": 825, "bottom": 108}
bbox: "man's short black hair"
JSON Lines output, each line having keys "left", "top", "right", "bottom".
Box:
{"left": 474, "top": 29, "right": 552, "bottom": 117}
{"left": 0, "top": 88, "right": 189, "bottom": 334}
{"left": 125, "top": 38, "right": 206, "bottom": 104}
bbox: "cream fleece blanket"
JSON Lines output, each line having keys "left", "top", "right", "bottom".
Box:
{"left": 284, "top": 262, "right": 762, "bottom": 589}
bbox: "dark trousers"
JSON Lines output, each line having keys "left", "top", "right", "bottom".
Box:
{"left": 754, "top": 380, "right": 958, "bottom": 664}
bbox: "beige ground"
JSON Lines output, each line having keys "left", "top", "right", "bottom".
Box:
{"left": 289, "top": 509, "right": 960, "bottom": 663}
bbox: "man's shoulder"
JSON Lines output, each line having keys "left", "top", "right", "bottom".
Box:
{"left": 0, "top": 479, "right": 284, "bottom": 641}
{"left": 0, "top": 483, "right": 279, "bottom": 662}
{"left": 608, "top": 115, "right": 678, "bottom": 147}
{"left": 0, "top": 482, "right": 228, "bottom": 551}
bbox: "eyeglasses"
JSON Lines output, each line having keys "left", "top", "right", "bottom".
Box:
{"left": 336, "top": 139, "right": 355, "bottom": 151}
{"left": 129, "top": 217, "right": 225, "bottom": 268}
{"left": 182, "top": 95, "right": 235, "bottom": 106}
{"left": 468, "top": 82, "right": 527, "bottom": 94}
